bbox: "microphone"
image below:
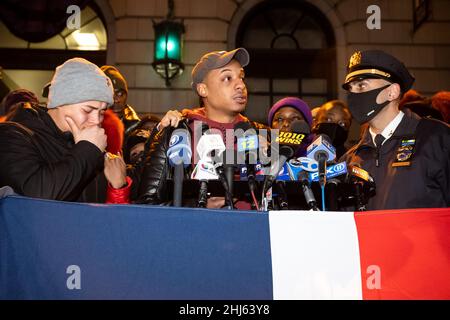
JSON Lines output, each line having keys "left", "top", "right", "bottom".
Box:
{"left": 214, "top": 162, "right": 234, "bottom": 209}
{"left": 193, "top": 130, "right": 225, "bottom": 208}
{"left": 325, "top": 178, "right": 340, "bottom": 211}
{"left": 191, "top": 158, "right": 219, "bottom": 208}
{"left": 308, "top": 161, "right": 348, "bottom": 182}
{"left": 306, "top": 134, "right": 336, "bottom": 187}
{"left": 167, "top": 128, "right": 192, "bottom": 207}
{"left": 348, "top": 164, "right": 374, "bottom": 184}
{"left": 235, "top": 122, "right": 259, "bottom": 194}
{"left": 347, "top": 163, "right": 375, "bottom": 211}
{"left": 297, "top": 156, "right": 319, "bottom": 172}
{"left": 286, "top": 158, "right": 304, "bottom": 181}
{"left": 196, "top": 131, "right": 225, "bottom": 161}
{"left": 275, "top": 180, "right": 289, "bottom": 210}
{"left": 196, "top": 131, "right": 233, "bottom": 209}
{"left": 223, "top": 148, "right": 236, "bottom": 201}
{"left": 298, "top": 170, "right": 319, "bottom": 211}
{"left": 263, "top": 120, "right": 310, "bottom": 194}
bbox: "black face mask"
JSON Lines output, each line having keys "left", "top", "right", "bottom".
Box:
{"left": 313, "top": 122, "right": 349, "bottom": 147}
{"left": 347, "top": 84, "right": 391, "bottom": 123}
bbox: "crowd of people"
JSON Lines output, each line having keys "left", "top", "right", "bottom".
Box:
{"left": 0, "top": 48, "right": 448, "bottom": 211}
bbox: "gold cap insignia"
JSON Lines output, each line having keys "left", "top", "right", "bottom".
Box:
{"left": 349, "top": 51, "right": 362, "bottom": 69}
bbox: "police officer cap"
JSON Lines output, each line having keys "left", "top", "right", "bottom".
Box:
{"left": 342, "top": 50, "right": 415, "bottom": 92}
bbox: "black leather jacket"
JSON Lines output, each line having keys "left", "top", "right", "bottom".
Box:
{"left": 136, "top": 117, "right": 268, "bottom": 205}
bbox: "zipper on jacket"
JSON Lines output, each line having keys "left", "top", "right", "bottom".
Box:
{"left": 375, "top": 147, "right": 380, "bottom": 167}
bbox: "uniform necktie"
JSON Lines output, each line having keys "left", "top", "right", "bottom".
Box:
{"left": 375, "top": 134, "right": 385, "bottom": 147}
{"left": 374, "top": 134, "right": 385, "bottom": 167}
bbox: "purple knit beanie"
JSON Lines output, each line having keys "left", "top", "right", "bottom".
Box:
{"left": 267, "top": 97, "right": 313, "bottom": 128}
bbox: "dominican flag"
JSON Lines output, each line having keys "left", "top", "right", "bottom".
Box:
{"left": 0, "top": 196, "right": 449, "bottom": 300}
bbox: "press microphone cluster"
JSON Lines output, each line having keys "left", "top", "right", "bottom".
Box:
{"left": 262, "top": 120, "right": 310, "bottom": 195}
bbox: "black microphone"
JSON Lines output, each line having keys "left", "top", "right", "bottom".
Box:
{"left": 263, "top": 120, "right": 310, "bottom": 194}
{"left": 347, "top": 163, "right": 375, "bottom": 211}
{"left": 325, "top": 178, "right": 340, "bottom": 211}
{"left": 214, "top": 163, "right": 234, "bottom": 209}
{"left": 198, "top": 180, "right": 208, "bottom": 208}
{"left": 223, "top": 148, "right": 236, "bottom": 202}
{"left": 234, "top": 122, "right": 259, "bottom": 194}
{"left": 275, "top": 180, "right": 289, "bottom": 210}
{"left": 298, "top": 170, "right": 319, "bottom": 211}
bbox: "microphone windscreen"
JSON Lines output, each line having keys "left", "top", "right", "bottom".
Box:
{"left": 279, "top": 145, "right": 295, "bottom": 159}
{"left": 167, "top": 128, "right": 192, "bottom": 167}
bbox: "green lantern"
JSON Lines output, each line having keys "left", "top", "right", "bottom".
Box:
{"left": 152, "top": 20, "right": 185, "bottom": 86}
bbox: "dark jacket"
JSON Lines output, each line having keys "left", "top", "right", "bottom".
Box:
{"left": 340, "top": 109, "right": 450, "bottom": 210}
{"left": 136, "top": 107, "right": 268, "bottom": 205}
{"left": 0, "top": 103, "right": 107, "bottom": 202}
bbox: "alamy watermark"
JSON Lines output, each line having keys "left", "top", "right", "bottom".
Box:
{"left": 66, "top": 265, "right": 81, "bottom": 290}
{"left": 66, "top": 5, "right": 81, "bottom": 30}
{"left": 366, "top": 265, "right": 381, "bottom": 289}
{"left": 367, "top": 5, "right": 381, "bottom": 30}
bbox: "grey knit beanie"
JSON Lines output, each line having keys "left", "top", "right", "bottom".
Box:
{"left": 47, "top": 58, "right": 114, "bottom": 109}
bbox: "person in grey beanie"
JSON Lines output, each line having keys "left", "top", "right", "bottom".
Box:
{"left": 0, "top": 57, "right": 132, "bottom": 203}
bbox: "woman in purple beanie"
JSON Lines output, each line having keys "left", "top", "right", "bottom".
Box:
{"left": 267, "top": 96, "right": 314, "bottom": 156}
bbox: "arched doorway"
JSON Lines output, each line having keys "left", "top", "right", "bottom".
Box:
{"left": 0, "top": 1, "right": 109, "bottom": 103}
{"left": 233, "top": 0, "right": 337, "bottom": 124}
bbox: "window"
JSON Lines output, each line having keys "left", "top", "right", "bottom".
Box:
{"left": 236, "top": 1, "right": 336, "bottom": 124}
{"left": 0, "top": 4, "right": 107, "bottom": 101}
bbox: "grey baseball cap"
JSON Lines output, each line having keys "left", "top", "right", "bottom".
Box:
{"left": 191, "top": 48, "right": 250, "bottom": 91}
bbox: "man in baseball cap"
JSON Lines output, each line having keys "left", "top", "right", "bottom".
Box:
{"left": 137, "top": 48, "right": 268, "bottom": 208}
{"left": 341, "top": 50, "right": 449, "bottom": 210}
{"left": 190, "top": 48, "right": 250, "bottom": 120}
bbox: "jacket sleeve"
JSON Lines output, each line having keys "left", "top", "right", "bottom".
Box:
{"left": 135, "top": 126, "right": 172, "bottom": 204}
{"left": 105, "top": 176, "right": 132, "bottom": 204}
{"left": 0, "top": 123, "right": 103, "bottom": 201}
{"left": 420, "top": 120, "right": 450, "bottom": 206}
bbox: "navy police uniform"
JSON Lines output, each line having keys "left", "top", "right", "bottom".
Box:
{"left": 341, "top": 50, "right": 450, "bottom": 210}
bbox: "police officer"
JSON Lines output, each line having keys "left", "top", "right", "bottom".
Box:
{"left": 341, "top": 50, "right": 450, "bottom": 210}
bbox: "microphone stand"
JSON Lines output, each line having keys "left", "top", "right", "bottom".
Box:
{"left": 173, "top": 164, "right": 184, "bottom": 207}
{"left": 224, "top": 163, "right": 234, "bottom": 201}
{"left": 354, "top": 181, "right": 366, "bottom": 211}
{"left": 275, "top": 180, "right": 289, "bottom": 210}
{"left": 197, "top": 179, "right": 208, "bottom": 208}
{"left": 299, "top": 171, "right": 319, "bottom": 211}
{"left": 325, "top": 178, "right": 340, "bottom": 211}
{"left": 215, "top": 164, "right": 234, "bottom": 210}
